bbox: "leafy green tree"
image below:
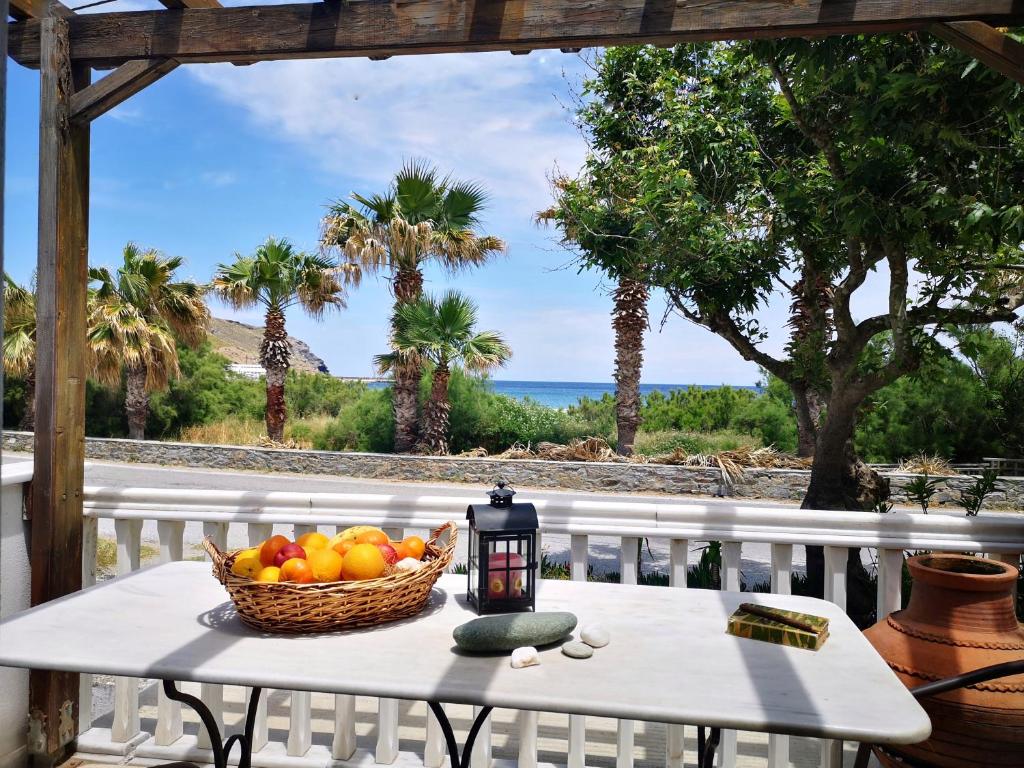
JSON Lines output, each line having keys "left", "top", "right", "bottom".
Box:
{"left": 321, "top": 161, "right": 505, "bottom": 453}
{"left": 3, "top": 274, "right": 37, "bottom": 430}
{"left": 377, "top": 292, "right": 511, "bottom": 454}
{"left": 212, "top": 237, "right": 347, "bottom": 442}
{"left": 88, "top": 244, "right": 209, "bottom": 439}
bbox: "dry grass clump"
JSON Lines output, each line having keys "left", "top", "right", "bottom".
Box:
{"left": 897, "top": 453, "right": 956, "bottom": 476}
{"left": 179, "top": 415, "right": 325, "bottom": 450}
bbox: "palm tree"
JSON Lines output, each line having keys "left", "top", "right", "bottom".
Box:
{"left": 540, "top": 177, "right": 649, "bottom": 456}
{"left": 377, "top": 291, "right": 510, "bottom": 455}
{"left": 88, "top": 244, "right": 210, "bottom": 440}
{"left": 321, "top": 160, "right": 505, "bottom": 452}
{"left": 3, "top": 274, "right": 37, "bottom": 430}
{"left": 212, "top": 237, "right": 347, "bottom": 442}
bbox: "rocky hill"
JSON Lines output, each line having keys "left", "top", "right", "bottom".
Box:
{"left": 208, "top": 317, "right": 328, "bottom": 374}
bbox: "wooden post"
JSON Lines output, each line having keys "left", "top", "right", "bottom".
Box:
{"left": 29, "top": 4, "right": 90, "bottom": 763}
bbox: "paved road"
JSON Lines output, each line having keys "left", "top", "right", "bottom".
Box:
{"left": 2, "top": 452, "right": 808, "bottom": 581}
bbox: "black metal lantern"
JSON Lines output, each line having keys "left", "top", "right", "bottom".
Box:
{"left": 466, "top": 482, "right": 538, "bottom": 614}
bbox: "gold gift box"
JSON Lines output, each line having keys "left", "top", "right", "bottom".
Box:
{"left": 727, "top": 603, "right": 830, "bottom": 651}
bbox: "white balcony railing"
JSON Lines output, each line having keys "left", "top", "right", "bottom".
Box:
{"left": 56, "top": 485, "right": 1024, "bottom": 768}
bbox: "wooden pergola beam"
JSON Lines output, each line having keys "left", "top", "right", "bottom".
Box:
{"left": 71, "top": 58, "right": 178, "bottom": 122}
{"left": 8, "top": 0, "right": 71, "bottom": 21}
{"left": 9, "top": 0, "right": 1024, "bottom": 69}
{"left": 932, "top": 21, "right": 1024, "bottom": 85}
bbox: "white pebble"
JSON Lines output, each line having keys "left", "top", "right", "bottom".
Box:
{"left": 395, "top": 557, "right": 424, "bottom": 572}
{"left": 581, "top": 625, "right": 610, "bottom": 648}
{"left": 510, "top": 646, "right": 540, "bottom": 669}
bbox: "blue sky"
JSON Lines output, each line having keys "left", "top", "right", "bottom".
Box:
{"left": 5, "top": 45, "right": 874, "bottom": 385}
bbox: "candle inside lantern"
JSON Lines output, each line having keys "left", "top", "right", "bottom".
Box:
{"left": 488, "top": 552, "right": 526, "bottom": 599}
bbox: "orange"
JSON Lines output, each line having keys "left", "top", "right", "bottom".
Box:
{"left": 355, "top": 530, "right": 389, "bottom": 546}
{"left": 260, "top": 534, "right": 291, "bottom": 567}
{"left": 297, "top": 531, "right": 330, "bottom": 550}
{"left": 307, "top": 548, "right": 344, "bottom": 583}
{"left": 231, "top": 555, "right": 263, "bottom": 579}
{"left": 342, "top": 543, "right": 387, "bottom": 581}
{"left": 391, "top": 541, "right": 412, "bottom": 561}
{"left": 332, "top": 540, "right": 356, "bottom": 558}
{"left": 255, "top": 566, "right": 282, "bottom": 583}
{"left": 280, "top": 558, "right": 316, "bottom": 583}
{"left": 402, "top": 536, "right": 426, "bottom": 560}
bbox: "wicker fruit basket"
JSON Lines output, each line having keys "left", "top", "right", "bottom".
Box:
{"left": 204, "top": 521, "right": 457, "bottom": 633}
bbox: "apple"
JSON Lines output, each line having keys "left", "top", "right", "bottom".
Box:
{"left": 273, "top": 543, "right": 306, "bottom": 567}
{"left": 376, "top": 543, "right": 399, "bottom": 566}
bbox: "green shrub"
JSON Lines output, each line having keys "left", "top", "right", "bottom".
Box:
{"left": 316, "top": 387, "right": 395, "bottom": 453}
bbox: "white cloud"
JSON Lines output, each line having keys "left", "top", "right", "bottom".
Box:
{"left": 187, "top": 53, "right": 587, "bottom": 220}
{"left": 200, "top": 170, "right": 238, "bottom": 188}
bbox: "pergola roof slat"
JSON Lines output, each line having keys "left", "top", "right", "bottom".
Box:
{"left": 8, "top": 0, "right": 1024, "bottom": 69}
{"left": 931, "top": 21, "right": 1024, "bottom": 85}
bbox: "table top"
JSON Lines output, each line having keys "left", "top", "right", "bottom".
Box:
{"left": 0, "top": 563, "right": 929, "bottom": 744}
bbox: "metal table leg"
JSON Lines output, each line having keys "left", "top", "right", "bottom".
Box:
{"left": 162, "top": 680, "right": 263, "bottom": 768}
{"left": 697, "top": 726, "right": 721, "bottom": 768}
{"left": 427, "top": 701, "right": 494, "bottom": 768}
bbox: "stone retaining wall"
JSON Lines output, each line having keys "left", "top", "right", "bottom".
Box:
{"left": 4, "top": 430, "right": 1023, "bottom": 510}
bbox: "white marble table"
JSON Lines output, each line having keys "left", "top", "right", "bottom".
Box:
{"left": 0, "top": 564, "right": 928, "bottom": 767}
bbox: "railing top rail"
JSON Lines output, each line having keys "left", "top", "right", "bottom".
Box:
{"left": 82, "top": 485, "right": 1024, "bottom": 552}
{"left": 1, "top": 461, "right": 34, "bottom": 486}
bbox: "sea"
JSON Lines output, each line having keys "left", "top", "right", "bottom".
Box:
{"left": 366, "top": 379, "right": 758, "bottom": 409}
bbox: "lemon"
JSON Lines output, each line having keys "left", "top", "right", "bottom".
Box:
{"left": 232, "top": 555, "right": 263, "bottom": 579}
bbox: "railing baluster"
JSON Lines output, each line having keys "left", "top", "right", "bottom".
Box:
{"left": 517, "top": 709, "right": 539, "bottom": 768}
{"left": 666, "top": 538, "right": 688, "bottom": 768}
{"left": 154, "top": 520, "right": 185, "bottom": 747}
{"left": 198, "top": 521, "right": 228, "bottom": 751}
{"left": 112, "top": 518, "right": 142, "bottom": 743}
{"left": 568, "top": 534, "right": 588, "bottom": 768}
{"left": 821, "top": 546, "right": 849, "bottom": 768}
{"left": 79, "top": 514, "right": 98, "bottom": 735}
{"left": 877, "top": 548, "right": 904, "bottom": 622}
{"left": 287, "top": 688, "right": 312, "bottom": 757}
{"left": 424, "top": 701, "right": 447, "bottom": 768}
{"left": 246, "top": 523, "right": 272, "bottom": 753}
{"left": 617, "top": 537, "right": 639, "bottom": 768}
{"left": 719, "top": 541, "right": 742, "bottom": 768}
{"left": 332, "top": 694, "right": 358, "bottom": 761}
{"left": 470, "top": 705, "right": 492, "bottom": 768}
{"left": 768, "top": 543, "right": 793, "bottom": 768}
{"left": 375, "top": 695, "right": 399, "bottom": 764}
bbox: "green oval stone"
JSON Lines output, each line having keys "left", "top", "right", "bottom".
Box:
{"left": 453, "top": 612, "right": 578, "bottom": 652}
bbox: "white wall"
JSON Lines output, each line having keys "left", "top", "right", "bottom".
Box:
{"left": 0, "top": 462, "right": 32, "bottom": 768}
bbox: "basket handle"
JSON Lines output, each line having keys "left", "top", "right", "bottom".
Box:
{"left": 203, "top": 536, "right": 230, "bottom": 581}
{"left": 428, "top": 520, "right": 458, "bottom": 557}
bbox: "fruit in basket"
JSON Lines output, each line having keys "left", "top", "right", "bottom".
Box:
{"left": 336, "top": 525, "right": 383, "bottom": 544}
{"left": 307, "top": 548, "right": 344, "bottom": 582}
{"left": 231, "top": 554, "right": 263, "bottom": 579}
{"left": 391, "top": 541, "right": 412, "bottom": 560}
{"left": 341, "top": 543, "right": 387, "bottom": 580}
{"left": 273, "top": 543, "right": 306, "bottom": 567}
{"left": 355, "top": 529, "right": 389, "bottom": 546}
{"left": 376, "top": 543, "right": 399, "bottom": 566}
{"left": 296, "top": 532, "right": 329, "bottom": 550}
{"left": 259, "top": 534, "right": 291, "bottom": 567}
{"left": 402, "top": 536, "right": 426, "bottom": 560}
{"left": 280, "top": 558, "right": 316, "bottom": 583}
{"left": 255, "top": 566, "right": 281, "bottom": 583}
{"left": 332, "top": 539, "right": 356, "bottom": 558}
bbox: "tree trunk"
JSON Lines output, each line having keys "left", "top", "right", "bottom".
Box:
{"left": 260, "top": 306, "right": 290, "bottom": 443}
{"left": 802, "top": 392, "right": 889, "bottom": 626}
{"left": 793, "top": 385, "right": 824, "bottom": 459}
{"left": 391, "top": 265, "right": 425, "bottom": 453}
{"left": 125, "top": 366, "right": 149, "bottom": 440}
{"left": 19, "top": 365, "right": 36, "bottom": 432}
{"left": 419, "top": 363, "right": 451, "bottom": 455}
{"left": 612, "top": 275, "right": 649, "bottom": 456}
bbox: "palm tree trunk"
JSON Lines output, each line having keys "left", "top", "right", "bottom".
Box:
{"left": 612, "top": 275, "right": 649, "bottom": 456}
{"left": 420, "top": 363, "right": 451, "bottom": 455}
{"left": 125, "top": 366, "right": 149, "bottom": 440}
{"left": 20, "top": 365, "right": 36, "bottom": 432}
{"left": 260, "top": 307, "right": 291, "bottom": 443}
{"left": 391, "top": 265, "right": 425, "bottom": 453}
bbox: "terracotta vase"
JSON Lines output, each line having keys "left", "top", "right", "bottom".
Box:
{"left": 864, "top": 554, "right": 1024, "bottom": 767}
